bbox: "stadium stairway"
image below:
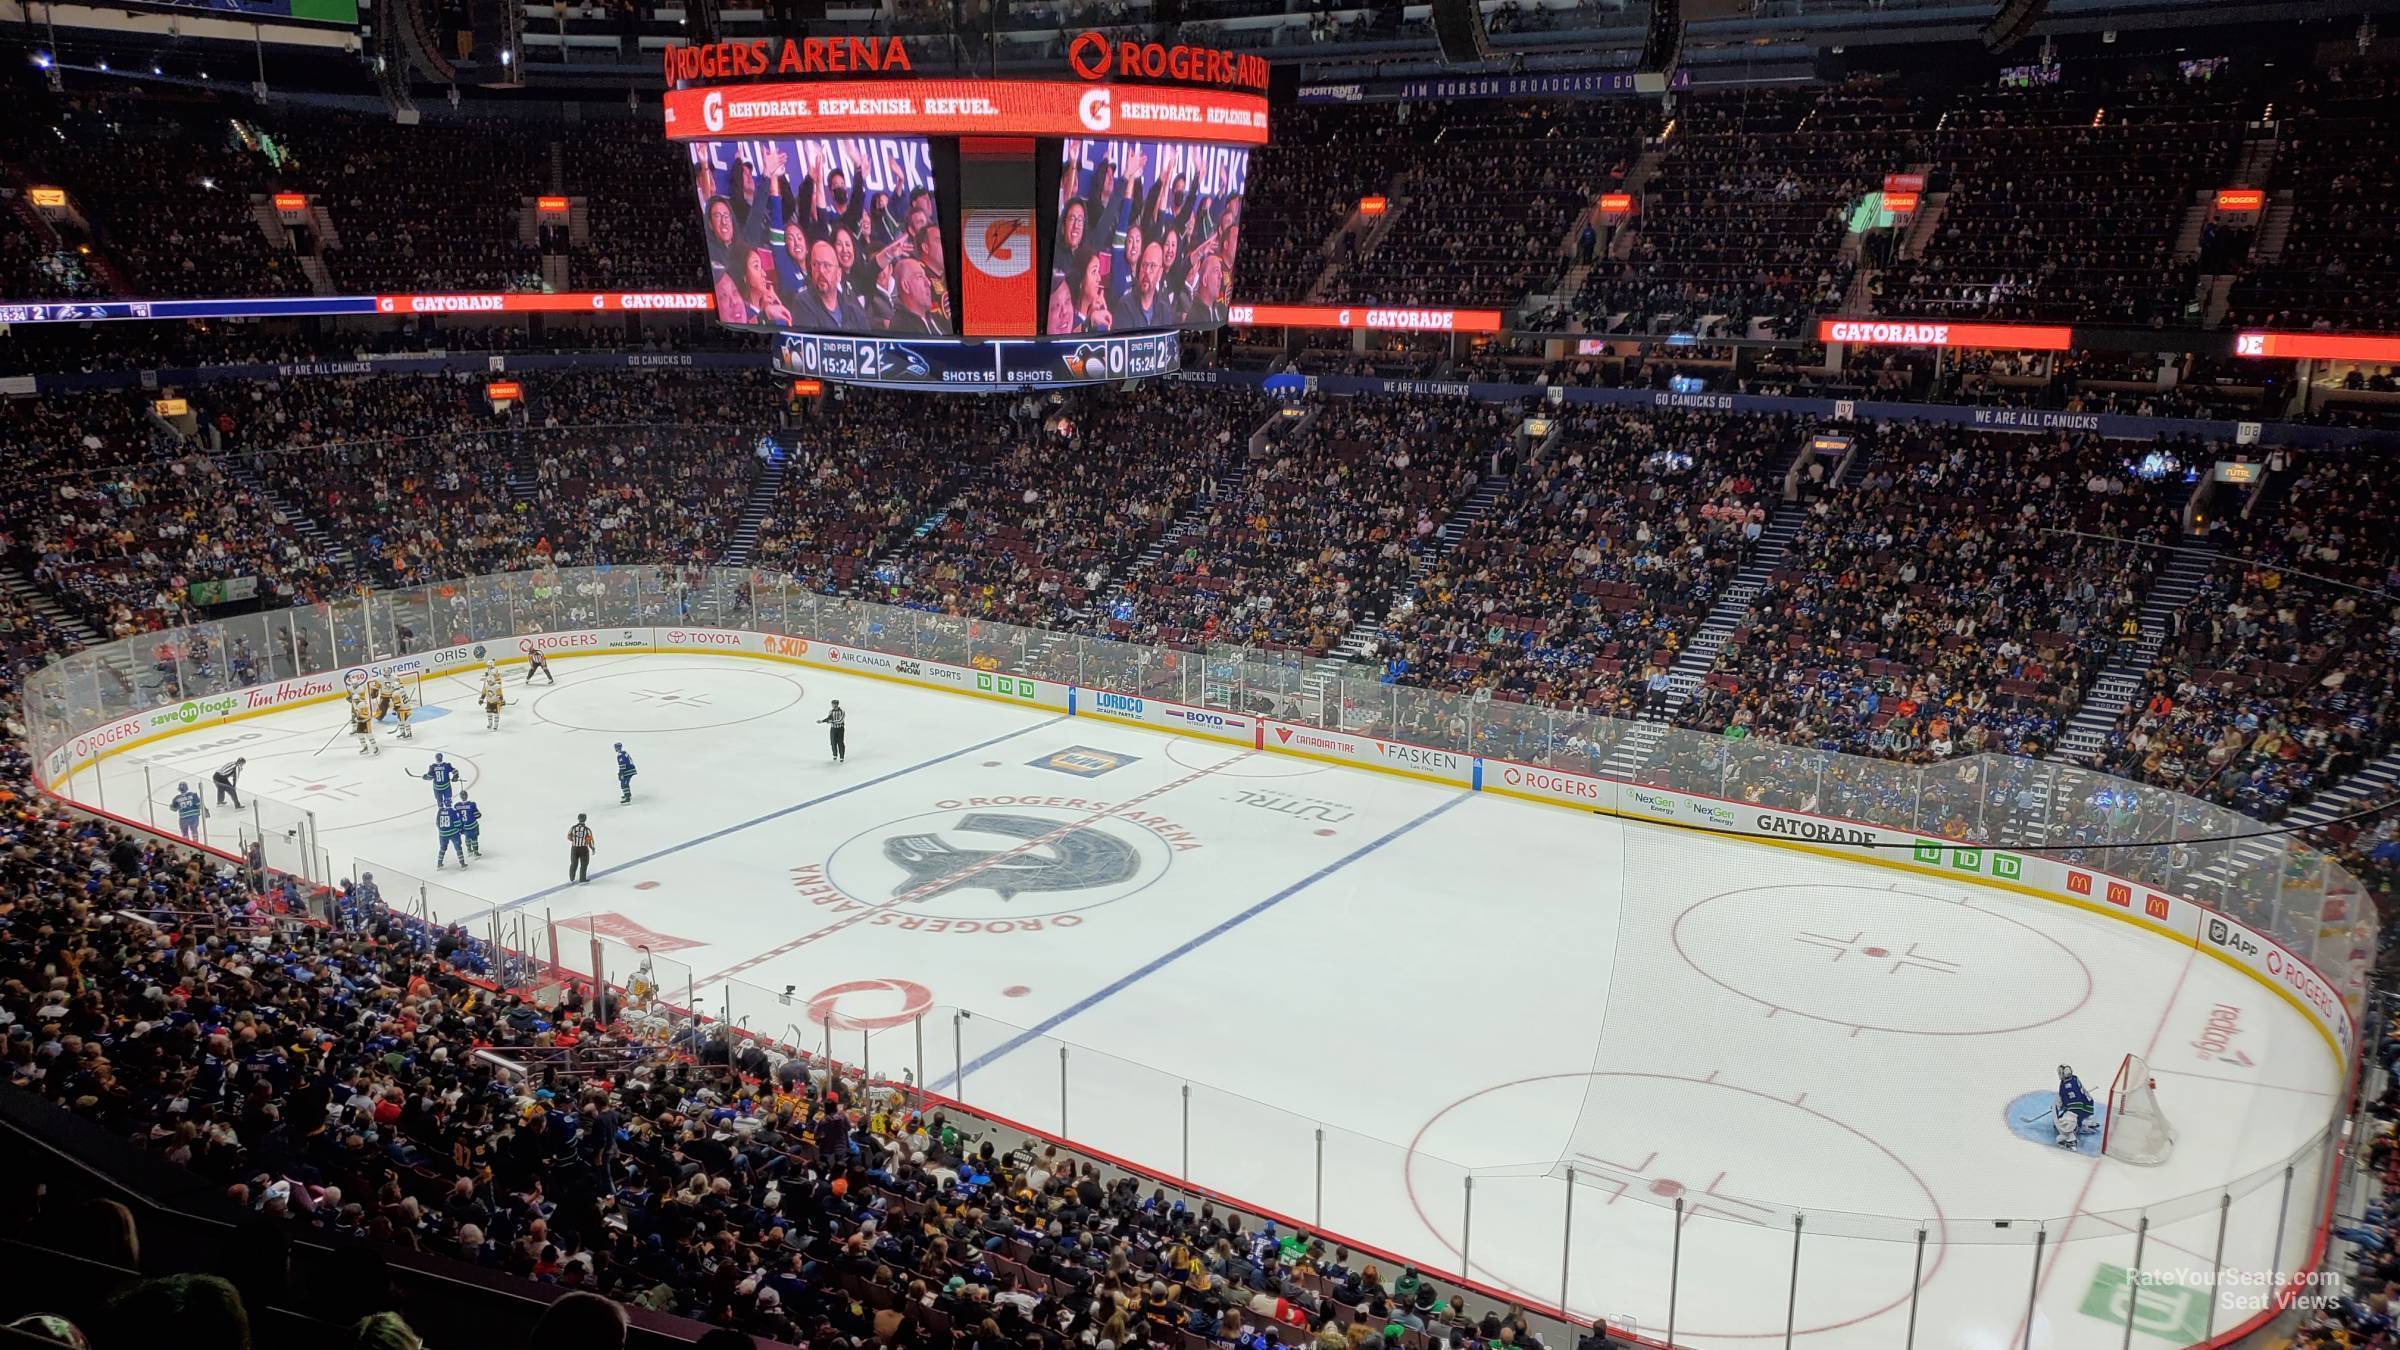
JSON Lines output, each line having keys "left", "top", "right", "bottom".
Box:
{"left": 2286, "top": 749, "right": 2400, "bottom": 833}
{"left": 2055, "top": 542, "right": 2217, "bottom": 762}
{"left": 217, "top": 451, "right": 355, "bottom": 576}
{"left": 2171, "top": 190, "right": 2215, "bottom": 262}
{"left": 506, "top": 441, "right": 542, "bottom": 505}
{"left": 1598, "top": 510, "right": 1806, "bottom": 779}
{"left": 1297, "top": 468, "right": 1514, "bottom": 720}
{"left": 0, "top": 564, "right": 103, "bottom": 648}
{"left": 1598, "top": 435, "right": 1823, "bottom": 779}
{"left": 1898, "top": 194, "right": 1949, "bottom": 260}
{"left": 2183, "top": 741, "right": 2400, "bottom": 901}
{"left": 2254, "top": 193, "right": 2295, "bottom": 263}
{"left": 1042, "top": 404, "right": 1285, "bottom": 656}
{"left": 247, "top": 193, "right": 297, "bottom": 252}
{"left": 719, "top": 443, "right": 790, "bottom": 569}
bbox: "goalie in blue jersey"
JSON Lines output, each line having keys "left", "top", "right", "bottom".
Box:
{"left": 2054, "top": 1064, "right": 2096, "bottom": 1147}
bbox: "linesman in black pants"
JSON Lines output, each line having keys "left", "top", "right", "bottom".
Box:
{"left": 567, "top": 813, "right": 595, "bottom": 883}
{"left": 212, "top": 757, "right": 247, "bottom": 807}
{"left": 818, "top": 700, "right": 847, "bottom": 763}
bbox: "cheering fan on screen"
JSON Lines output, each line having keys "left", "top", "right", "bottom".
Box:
{"left": 790, "top": 238, "right": 867, "bottom": 330}
{"left": 742, "top": 247, "right": 794, "bottom": 327}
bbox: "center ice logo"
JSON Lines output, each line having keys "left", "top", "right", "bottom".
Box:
{"left": 883, "top": 812, "right": 1141, "bottom": 901}
{"left": 796, "top": 801, "right": 1199, "bottom": 933}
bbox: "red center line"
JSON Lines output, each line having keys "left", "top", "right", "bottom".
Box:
{"left": 691, "top": 750, "right": 1259, "bottom": 992}
{"left": 2007, "top": 939, "right": 2198, "bottom": 1348}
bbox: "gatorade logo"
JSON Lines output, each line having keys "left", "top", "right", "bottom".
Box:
{"left": 1078, "top": 87, "right": 1113, "bottom": 132}
{"left": 964, "top": 211, "right": 1034, "bottom": 278}
{"left": 702, "top": 90, "right": 727, "bottom": 133}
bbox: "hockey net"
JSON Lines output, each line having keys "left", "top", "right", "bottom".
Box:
{"left": 2102, "top": 1053, "right": 2176, "bottom": 1165}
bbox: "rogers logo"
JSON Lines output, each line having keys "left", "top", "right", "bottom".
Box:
{"left": 1067, "top": 31, "right": 1112, "bottom": 79}
{"left": 1501, "top": 765, "right": 1600, "bottom": 799}
{"left": 524, "top": 634, "right": 598, "bottom": 651}
{"left": 1077, "top": 87, "right": 1113, "bottom": 132}
{"left": 964, "top": 211, "right": 1034, "bottom": 278}
{"left": 702, "top": 90, "right": 727, "bottom": 133}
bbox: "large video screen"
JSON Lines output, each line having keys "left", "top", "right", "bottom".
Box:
{"left": 1046, "top": 138, "right": 1248, "bottom": 335}
{"left": 688, "top": 136, "right": 954, "bottom": 335}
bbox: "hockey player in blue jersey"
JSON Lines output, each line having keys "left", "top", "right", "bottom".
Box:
{"left": 457, "top": 790, "right": 482, "bottom": 857}
{"left": 614, "top": 743, "right": 637, "bottom": 803}
{"left": 2054, "top": 1064, "right": 2096, "bottom": 1147}
{"left": 171, "top": 782, "right": 204, "bottom": 842}
{"left": 416, "top": 752, "right": 460, "bottom": 807}
{"left": 436, "top": 800, "right": 470, "bottom": 869}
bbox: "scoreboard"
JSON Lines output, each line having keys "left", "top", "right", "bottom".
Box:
{"left": 667, "top": 31, "right": 1265, "bottom": 391}
{"left": 772, "top": 330, "right": 1180, "bottom": 389}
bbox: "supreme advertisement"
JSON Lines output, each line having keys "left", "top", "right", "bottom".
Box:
{"left": 664, "top": 81, "right": 1270, "bottom": 148}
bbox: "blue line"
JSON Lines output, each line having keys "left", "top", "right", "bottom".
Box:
{"left": 481, "top": 715, "right": 1066, "bottom": 919}
{"left": 936, "top": 791, "right": 1471, "bottom": 1091}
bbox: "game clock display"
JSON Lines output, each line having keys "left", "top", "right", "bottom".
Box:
{"left": 773, "top": 330, "right": 1179, "bottom": 388}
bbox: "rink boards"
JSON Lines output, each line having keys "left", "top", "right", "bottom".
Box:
{"left": 35, "top": 622, "right": 2354, "bottom": 1069}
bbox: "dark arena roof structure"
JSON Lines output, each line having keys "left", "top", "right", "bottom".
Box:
{"left": 3, "top": 0, "right": 2400, "bottom": 1348}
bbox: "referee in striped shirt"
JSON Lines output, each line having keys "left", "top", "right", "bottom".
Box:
{"left": 212, "top": 757, "right": 247, "bottom": 807}
{"left": 818, "top": 700, "right": 846, "bottom": 763}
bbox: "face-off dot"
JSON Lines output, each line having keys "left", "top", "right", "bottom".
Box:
{"left": 1002, "top": 985, "right": 1030, "bottom": 998}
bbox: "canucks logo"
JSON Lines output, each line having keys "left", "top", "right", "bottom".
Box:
{"left": 883, "top": 812, "right": 1141, "bottom": 901}
{"left": 877, "top": 343, "right": 932, "bottom": 379}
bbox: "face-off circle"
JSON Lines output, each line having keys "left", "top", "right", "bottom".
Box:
{"left": 1165, "top": 739, "right": 1326, "bottom": 778}
{"left": 804, "top": 978, "right": 934, "bottom": 1030}
{"left": 1403, "top": 1071, "right": 1947, "bottom": 1340}
{"left": 145, "top": 745, "right": 483, "bottom": 833}
{"left": 1671, "top": 883, "right": 2092, "bottom": 1036}
{"left": 531, "top": 666, "right": 806, "bottom": 733}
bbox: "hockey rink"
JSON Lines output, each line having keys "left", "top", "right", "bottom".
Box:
{"left": 68, "top": 651, "right": 2346, "bottom": 1349}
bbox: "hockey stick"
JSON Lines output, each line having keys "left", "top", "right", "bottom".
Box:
{"left": 310, "top": 715, "right": 355, "bottom": 757}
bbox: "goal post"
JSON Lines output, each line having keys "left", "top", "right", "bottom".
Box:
{"left": 2103, "top": 1053, "right": 2176, "bottom": 1165}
